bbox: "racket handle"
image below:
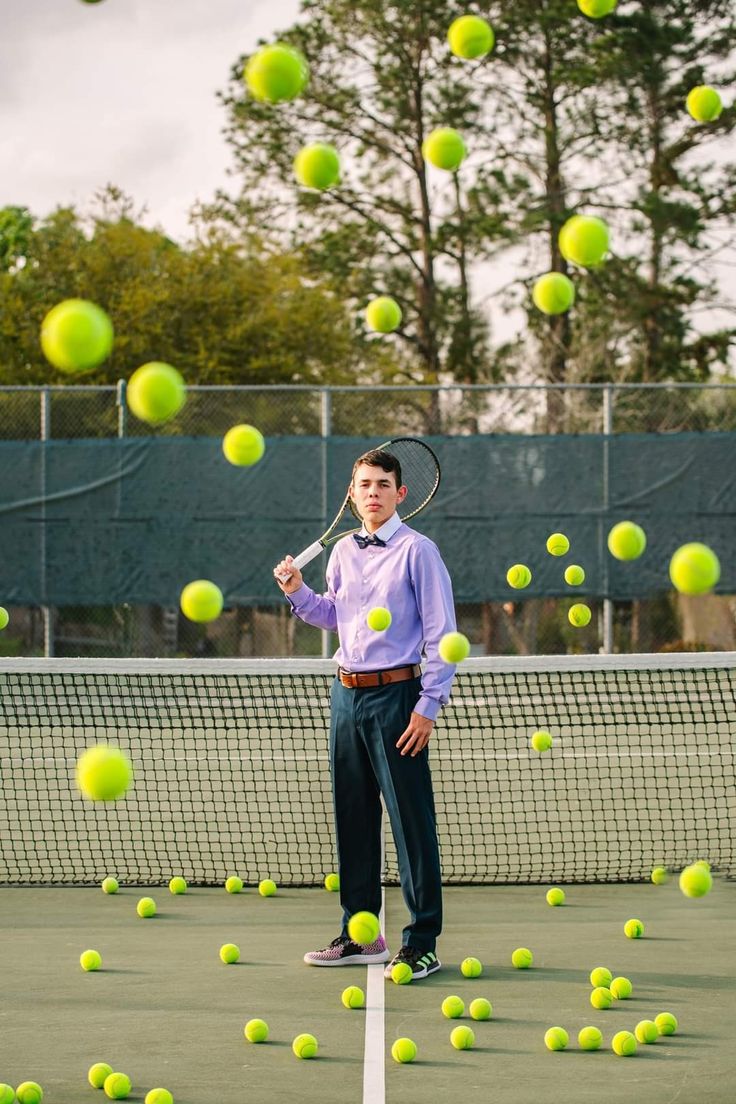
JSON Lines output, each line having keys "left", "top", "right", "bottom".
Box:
{"left": 277, "top": 540, "right": 325, "bottom": 583}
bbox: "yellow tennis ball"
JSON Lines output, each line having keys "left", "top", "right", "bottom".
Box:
{"left": 577, "top": 0, "right": 617, "bottom": 15}
{"left": 546, "top": 532, "right": 570, "bottom": 556}
{"left": 101, "top": 876, "right": 119, "bottom": 894}
{"left": 258, "top": 878, "right": 277, "bottom": 897}
{"left": 220, "top": 943, "right": 240, "bottom": 964}
{"left": 607, "top": 521, "right": 646, "bottom": 561}
{"left": 469, "top": 997, "right": 492, "bottom": 1020}
{"left": 244, "top": 1018, "right": 269, "bottom": 1042}
{"left": 441, "top": 995, "right": 465, "bottom": 1019}
{"left": 168, "top": 876, "right": 187, "bottom": 895}
{"left": 655, "top": 1011, "right": 677, "bottom": 1036}
{"left": 366, "top": 606, "right": 392, "bottom": 631}
{"left": 546, "top": 887, "right": 565, "bottom": 906}
{"left": 292, "top": 1033, "right": 318, "bottom": 1059}
{"left": 564, "top": 564, "right": 585, "bottom": 585}
{"left": 391, "top": 1037, "right": 416, "bottom": 1063}
{"left": 568, "top": 603, "right": 591, "bottom": 627}
{"left": 103, "top": 1073, "right": 131, "bottom": 1100}
{"left": 0, "top": 1086, "right": 15, "bottom": 1104}
{"left": 507, "top": 564, "right": 531, "bottom": 589}
{"left": 439, "top": 631, "right": 470, "bottom": 663}
{"left": 460, "top": 956, "right": 483, "bottom": 978}
{"left": 341, "top": 985, "right": 365, "bottom": 1009}
{"left": 40, "top": 298, "right": 113, "bottom": 373}
{"left": 145, "top": 1091, "right": 173, "bottom": 1104}
{"left": 136, "top": 896, "right": 156, "bottom": 919}
{"left": 635, "top": 1019, "right": 659, "bottom": 1044}
{"left": 589, "top": 966, "right": 612, "bottom": 988}
{"left": 88, "top": 1064, "right": 114, "bottom": 1089}
{"left": 222, "top": 424, "right": 265, "bottom": 467}
{"left": 590, "top": 986, "right": 613, "bottom": 1009}
{"left": 578, "top": 1026, "right": 602, "bottom": 1050}
{"left": 365, "top": 296, "right": 402, "bottom": 333}
{"left": 180, "top": 580, "right": 223, "bottom": 623}
{"left": 611, "top": 1030, "right": 637, "bottom": 1056}
{"left": 686, "top": 85, "right": 722, "bottom": 122}
{"left": 225, "top": 875, "right": 243, "bottom": 893}
{"left": 651, "top": 866, "right": 669, "bottom": 884}
{"left": 669, "top": 543, "right": 720, "bottom": 595}
{"left": 532, "top": 273, "right": 575, "bottom": 315}
{"left": 447, "top": 14, "right": 494, "bottom": 59}
{"left": 80, "top": 949, "right": 102, "bottom": 971}
{"left": 559, "top": 215, "right": 610, "bottom": 267}
{"left": 294, "top": 143, "right": 340, "bottom": 189}
{"left": 544, "top": 1026, "right": 569, "bottom": 1051}
{"left": 624, "top": 918, "right": 644, "bottom": 939}
{"left": 422, "top": 127, "right": 467, "bottom": 171}
{"left": 692, "top": 860, "right": 711, "bottom": 870}
{"left": 76, "top": 745, "right": 132, "bottom": 801}
{"left": 16, "top": 1084, "right": 43, "bottom": 1104}
{"left": 531, "top": 730, "right": 552, "bottom": 753}
{"left": 610, "top": 976, "right": 632, "bottom": 999}
{"left": 127, "top": 362, "right": 185, "bottom": 425}
{"left": 391, "top": 962, "right": 413, "bottom": 985}
{"left": 450, "top": 1025, "right": 475, "bottom": 1050}
{"left": 511, "top": 947, "right": 533, "bottom": 969}
{"left": 0, "top": 607, "right": 9, "bottom": 631}
{"left": 679, "top": 863, "right": 713, "bottom": 898}
{"left": 347, "top": 910, "right": 379, "bottom": 944}
{"left": 324, "top": 873, "right": 340, "bottom": 892}
{"left": 244, "top": 43, "right": 308, "bottom": 103}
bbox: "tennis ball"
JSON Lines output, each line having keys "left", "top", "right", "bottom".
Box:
{"left": 611, "top": 1030, "right": 637, "bottom": 1056}
{"left": 101, "top": 876, "right": 119, "bottom": 894}
{"left": 225, "top": 876, "right": 243, "bottom": 893}
{"left": 441, "top": 995, "right": 465, "bottom": 1019}
{"left": 438, "top": 631, "right": 470, "bottom": 663}
{"left": 0, "top": 607, "right": 9, "bottom": 631}
{"left": 168, "top": 876, "right": 187, "bottom": 895}
{"left": 292, "top": 1033, "right": 318, "bottom": 1059}
{"left": 679, "top": 863, "right": 712, "bottom": 898}
{"left": 693, "top": 860, "right": 711, "bottom": 870}
{"left": 348, "top": 910, "right": 379, "bottom": 945}
{"left": 655, "top": 1011, "right": 678, "bottom": 1036}
{"left": 531, "top": 730, "right": 553, "bottom": 753}
{"left": 41, "top": 298, "right": 113, "bottom": 373}
{"left": 546, "top": 532, "right": 570, "bottom": 556}
{"left": 607, "top": 521, "right": 646, "bottom": 561}
{"left": 460, "top": 956, "right": 483, "bottom": 978}
{"left": 422, "top": 127, "right": 467, "bottom": 172}
{"left": 686, "top": 85, "right": 722, "bottom": 122}
{"left": 635, "top": 1019, "right": 659, "bottom": 1044}
{"left": 76, "top": 745, "right": 132, "bottom": 802}
{"left": 180, "top": 580, "right": 223, "bottom": 623}
{"left": 220, "top": 943, "right": 240, "bottom": 964}
{"left": 559, "top": 215, "right": 610, "bottom": 267}
{"left": 391, "top": 1037, "right": 416, "bottom": 1063}
{"left": 392, "top": 962, "right": 413, "bottom": 985}
{"left": 145, "top": 1092, "right": 173, "bottom": 1104}
{"left": 80, "top": 949, "right": 102, "bottom": 971}
{"left": 507, "top": 564, "right": 531, "bottom": 589}
{"left": 244, "top": 43, "right": 308, "bottom": 103}
{"left": 511, "top": 947, "right": 533, "bottom": 969}
{"left": 568, "top": 603, "right": 591, "bottom": 627}
{"left": 294, "top": 143, "right": 340, "bottom": 189}
{"left": 244, "top": 1018, "right": 269, "bottom": 1042}
{"left": 469, "top": 997, "right": 492, "bottom": 1020}
{"left": 0, "top": 1086, "right": 14, "bottom": 1104}
{"left": 365, "top": 296, "right": 402, "bottom": 333}
{"left": 578, "top": 1026, "right": 602, "bottom": 1050}
{"left": 450, "top": 1025, "right": 475, "bottom": 1050}
{"left": 324, "top": 873, "right": 340, "bottom": 892}
{"left": 577, "top": 0, "right": 617, "bottom": 16}
{"left": 546, "top": 887, "right": 565, "bottom": 906}
{"left": 16, "top": 1084, "right": 43, "bottom": 1104}
{"left": 222, "top": 424, "right": 265, "bottom": 467}
{"left": 258, "top": 879, "right": 277, "bottom": 897}
{"left": 544, "top": 1026, "right": 569, "bottom": 1051}
{"left": 610, "top": 976, "right": 632, "bottom": 999}
{"left": 341, "top": 985, "right": 365, "bottom": 1009}
{"left": 651, "top": 866, "right": 669, "bottom": 884}
{"left": 88, "top": 1063, "right": 114, "bottom": 1089}
{"left": 532, "top": 273, "right": 575, "bottom": 315}
{"left": 589, "top": 967, "right": 613, "bottom": 988}
{"left": 624, "top": 918, "right": 644, "bottom": 939}
{"left": 590, "top": 986, "right": 613, "bottom": 1009}
{"left": 447, "top": 14, "right": 494, "bottom": 59}
{"left": 366, "top": 606, "right": 392, "bottom": 631}
{"left": 136, "top": 896, "right": 156, "bottom": 919}
{"left": 564, "top": 564, "right": 585, "bottom": 585}
{"left": 103, "top": 1073, "right": 131, "bottom": 1100}
{"left": 669, "top": 543, "right": 720, "bottom": 595}
{"left": 127, "top": 362, "right": 185, "bottom": 425}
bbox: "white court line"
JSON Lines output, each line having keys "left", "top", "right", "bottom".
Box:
{"left": 363, "top": 884, "right": 386, "bottom": 1104}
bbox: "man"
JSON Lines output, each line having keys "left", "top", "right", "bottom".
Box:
{"left": 273, "top": 447, "right": 457, "bottom": 980}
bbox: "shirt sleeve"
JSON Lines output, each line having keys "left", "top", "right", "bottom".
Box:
{"left": 409, "top": 538, "right": 457, "bottom": 721}
{"left": 285, "top": 549, "right": 339, "bottom": 633}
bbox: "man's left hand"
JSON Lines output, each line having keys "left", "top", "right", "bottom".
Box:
{"left": 396, "top": 712, "right": 434, "bottom": 757}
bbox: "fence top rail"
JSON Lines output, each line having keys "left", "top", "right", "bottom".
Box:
{"left": 1, "top": 382, "right": 736, "bottom": 395}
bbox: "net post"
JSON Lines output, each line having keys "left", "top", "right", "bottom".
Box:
{"left": 40, "top": 387, "right": 54, "bottom": 658}
{"left": 602, "top": 384, "right": 614, "bottom": 654}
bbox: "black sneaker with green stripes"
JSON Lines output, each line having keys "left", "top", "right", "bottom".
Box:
{"left": 384, "top": 944, "right": 441, "bottom": 980}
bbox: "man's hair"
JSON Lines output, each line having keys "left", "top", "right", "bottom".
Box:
{"left": 351, "top": 448, "right": 402, "bottom": 489}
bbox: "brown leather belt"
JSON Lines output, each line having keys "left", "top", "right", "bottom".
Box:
{"left": 338, "top": 664, "right": 421, "bottom": 689}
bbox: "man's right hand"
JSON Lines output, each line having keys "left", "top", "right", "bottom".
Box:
{"left": 273, "top": 555, "right": 303, "bottom": 594}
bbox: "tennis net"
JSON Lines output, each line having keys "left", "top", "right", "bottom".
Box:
{"left": 0, "top": 654, "right": 734, "bottom": 886}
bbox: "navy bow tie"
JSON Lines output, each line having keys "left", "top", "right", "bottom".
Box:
{"left": 353, "top": 533, "right": 387, "bottom": 549}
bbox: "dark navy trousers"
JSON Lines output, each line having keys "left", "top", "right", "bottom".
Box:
{"left": 330, "top": 675, "right": 442, "bottom": 953}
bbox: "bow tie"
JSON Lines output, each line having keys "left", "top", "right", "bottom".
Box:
{"left": 353, "top": 533, "right": 387, "bottom": 549}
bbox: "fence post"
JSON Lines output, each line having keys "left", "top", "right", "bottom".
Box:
{"left": 320, "top": 389, "right": 332, "bottom": 659}
{"left": 40, "top": 388, "right": 54, "bottom": 657}
{"left": 601, "top": 385, "right": 614, "bottom": 653}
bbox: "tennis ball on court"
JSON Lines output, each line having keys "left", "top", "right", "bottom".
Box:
{"left": 589, "top": 966, "right": 613, "bottom": 988}
{"left": 422, "top": 128, "right": 467, "bottom": 172}
{"left": 679, "top": 863, "right": 713, "bottom": 898}
{"left": 611, "top": 1030, "right": 637, "bottom": 1056}
{"left": 559, "top": 215, "right": 610, "bottom": 267}
{"left": 0, "top": 607, "right": 9, "bottom": 631}
{"left": 258, "top": 879, "right": 277, "bottom": 897}
{"left": 441, "top": 995, "right": 465, "bottom": 1019}
{"left": 568, "top": 603, "right": 591, "bottom": 627}
{"left": 244, "top": 43, "right": 308, "bottom": 103}
{"left": 546, "top": 887, "right": 565, "bottom": 906}
{"left": 686, "top": 85, "right": 722, "bottom": 122}
{"left": 324, "top": 873, "right": 340, "bottom": 892}
{"left": 127, "top": 362, "right": 185, "bottom": 425}
{"left": 624, "top": 918, "right": 644, "bottom": 939}
{"left": 392, "top": 962, "right": 413, "bottom": 985}
{"left": 469, "top": 997, "right": 492, "bottom": 1020}
{"left": 80, "top": 949, "right": 102, "bottom": 971}
{"left": 341, "top": 985, "right": 365, "bottom": 1009}
{"left": 511, "top": 947, "right": 533, "bottom": 969}
{"left": 651, "top": 866, "right": 669, "bottom": 884}
{"left": 610, "top": 976, "right": 632, "bottom": 999}
{"left": 532, "top": 273, "right": 575, "bottom": 315}
{"left": 101, "top": 876, "right": 119, "bottom": 894}
{"left": 103, "top": 1073, "right": 131, "bottom": 1100}
{"left": 168, "top": 876, "right": 187, "bottom": 895}
{"left": 367, "top": 606, "right": 392, "bottom": 631}
{"left": 693, "top": 860, "right": 711, "bottom": 870}
{"left": 222, "top": 424, "right": 265, "bottom": 467}
{"left": 41, "top": 298, "right": 113, "bottom": 373}
{"left": 365, "top": 296, "right": 402, "bottom": 333}
{"left": 244, "top": 1018, "right": 269, "bottom": 1042}
{"left": 447, "top": 14, "right": 494, "bottom": 59}
{"left": 391, "top": 1037, "right": 416, "bottom": 1063}
{"left": 507, "top": 564, "right": 531, "bottom": 589}
{"left": 292, "top": 1033, "right": 318, "bottom": 1059}
{"left": 16, "top": 1084, "right": 43, "bottom": 1104}
{"left": 439, "top": 631, "right": 470, "bottom": 663}
{"left": 450, "top": 1025, "right": 475, "bottom": 1050}
{"left": 348, "top": 910, "right": 379, "bottom": 945}
{"left": 669, "top": 543, "right": 720, "bottom": 595}
{"left": 578, "top": 1025, "right": 602, "bottom": 1050}
{"left": 546, "top": 532, "right": 570, "bottom": 556}
{"left": 460, "top": 956, "right": 483, "bottom": 978}
{"left": 180, "top": 580, "right": 223, "bottom": 623}
{"left": 144, "top": 1091, "right": 173, "bottom": 1104}
{"left": 136, "top": 896, "right": 156, "bottom": 919}
{"left": 220, "top": 943, "right": 240, "bottom": 964}
{"left": 564, "top": 564, "right": 585, "bottom": 586}
{"left": 225, "top": 875, "right": 243, "bottom": 893}
{"left": 0, "top": 1086, "right": 14, "bottom": 1104}
{"left": 544, "top": 1026, "right": 569, "bottom": 1051}
{"left": 655, "top": 1011, "right": 678, "bottom": 1036}
{"left": 607, "top": 521, "right": 646, "bottom": 561}
{"left": 76, "top": 745, "right": 132, "bottom": 802}
{"left": 294, "top": 143, "right": 340, "bottom": 190}
{"left": 531, "top": 730, "right": 553, "bottom": 753}
{"left": 590, "top": 986, "right": 613, "bottom": 1009}
{"left": 88, "top": 1063, "right": 114, "bottom": 1089}
{"left": 635, "top": 1019, "right": 659, "bottom": 1044}
{"left": 577, "top": 0, "right": 617, "bottom": 16}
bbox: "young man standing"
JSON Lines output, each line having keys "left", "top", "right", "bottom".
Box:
{"left": 273, "top": 447, "right": 457, "bottom": 980}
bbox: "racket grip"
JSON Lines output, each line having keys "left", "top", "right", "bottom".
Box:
{"left": 277, "top": 540, "right": 325, "bottom": 583}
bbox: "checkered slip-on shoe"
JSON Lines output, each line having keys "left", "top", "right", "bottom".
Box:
{"left": 304, "top": 934, "right": 390, "bottom": 966}
{"left": 384, "top": 944, "right": 441, "bottom": 979}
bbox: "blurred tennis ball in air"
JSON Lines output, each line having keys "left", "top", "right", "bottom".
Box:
{"left": 624, "top": 918, "right": 644, "bottom": 938}
{"left": 578, "top": 1026, "right": 602, "bottom": 1050}
{"left": 225, "top": 875, "right": 243, "bottom": 893}
{"left": 136, "top": 897, "right": 156, "bottom": 919}
{"left": 546, "top": 887, "right": 565, "bottom": 906}
{"left": 76, "top": 745, "right": 132, "bottom": 801}
{"left": 422, "top": 127, "right": 467, "bottom": 171}
{"left": 0, "top": 1089, "right": 13, "bottom": 1104}
{"left": 180, "top": 580, "right": 224, "bottom": 623}
{"left": 80, "top": 949, "right": 102, "bottom": 972}
{"left": 544, "top": 1026, "right": 568, "bottom": 1051}
{"left": 244, "top": 43, "right": 309, "bottom": 102}
{"left": 222, "top": 424, "right": 265, "bottom": 466}
{"left": 589, "top": 966, "right": 612, "bottom": 987}
{"left": 564, "top": 564, "right": 585, "bottom": 585}
{"left": 507, "top": 564, "right": 531, "bottom": 589}
{"left": 0, "top": 607, "right": 9, "bottom": 630}
{"left": 88, "top": 1065, "right": 114, "bottom": 1090}
{"left": 341, "top": 985, "right": 365, "bottom": 1009}
{"left": 607, "top": 521, "right": 646, "bottom": 561}
{"left": 324, "top": 872, "right": 340, "bottom": 891}
{"left": 568, "top": 603, "right": 591, "bottom": 627}
{"left": 611, "top": 1030, "right": 637, "bottom": 1056}
{"left": 559, "top": 215, "right": 610, "bottom": 267}
{"left": 391, "top": 962, "right": 413, "bottom": 985}
{"left": 244, "top": 1018, "right": 269, "bottom": 1042}
{"left": 103, "top": 1073, "right": 131, "bottom": 1100}
{"left": 577, "top": 0, "right": 617, "bottom": 15}
{"left": 347, "top": 910, "right": 379, "bottom": 944}
{"left": 168, "top": 876, "right": 187, "bottom": 895}
{"left": 366, "top": 606, "right": 392, "bottom": 631}
{"left": 546, "top": 532, "right": 570, "bottom": 556}
{"left": 16, "top": 1084, "right": 44, "bottom": 1104}
{"left": 679, "top": 862, "right": 713, "bottom": 897}
{"left": 294, "top": 143, "right": 341, "bottom": 189}
{"left": 531, "top": 729, "right": 552, "bottom": 753}
{"left": 292, "top": 1033, "right": 318, "bottom": 1059}
{"left": 258, "top": 878, "right": 277, "bottom": 897}
{"left": 590, "top": 986, "right": 613, "bottom": 1009}
{"left": 101, "top": 876, "right": 119, "bottom": 894}
{"left": 469, "top": 997, "right": 492, "bottom": 1020}
{"left": 450, "top": 1025, "right": 475, "bottom": 1050}
{"left": 610, "top": 976, "right": 632, "bottom": 999}
{"left": 41, "top": 298, "right": 113, "bottom": 373}
{"left": 669, "top": 543, "right": 720, "bottom": 595}
{"left": 391, "top": 1038, "right": 417, "bottom": 1063}
{"left": 686, "top": 86, "right": 722, "bottom": 122}
{"left": 127, "top": 362, "right": 186, "bottom": 425}
{"left": 447, "top": 14, "right": 494, "bottom": 59}
{"left": 219, "top": 942, "right": 240, "bottom": 964}
{"left": 441, "top": 995, "right": 465, "bottom": 1019}
{"left": 145, "top": 1091, "right": 173, "bottom": 1104}
{"left": 532, "top": 273, "right": 575, "bottom": 315}
{"left": 511, "top": 947, "right": 533, "bottom": 969}
{"left": 651, "top": 866, "right": 669, "bottom": 884}
{"left": 655, "top": 1011, "right": 677, "bottom": 1035}
{"left": 635, "top": 1019, "right": 659, "bottom": 1044}
{"left": 439, "top": 631, "right": 470, "bottom": 663}
{"left": 365, "top": 296, "right": 402, "bottom": 333}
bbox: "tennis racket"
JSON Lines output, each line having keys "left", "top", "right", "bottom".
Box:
{"left": 277, "top": 437, "right": 441, "bottom": 582}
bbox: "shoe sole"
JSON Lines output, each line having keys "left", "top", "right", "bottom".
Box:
{"left": 304, "top": 950, "right": 391, "bottom": 967}
{"left": 384, "top": 959, "right": 442, "bottom": 979}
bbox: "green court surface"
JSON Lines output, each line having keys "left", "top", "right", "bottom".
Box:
{"left": 1, "top": 881, "right": 734, "bottom": 1103}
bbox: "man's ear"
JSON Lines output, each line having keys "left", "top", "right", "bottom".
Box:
{"left": 397, "top": 483, "right": 408, "bottom": 503}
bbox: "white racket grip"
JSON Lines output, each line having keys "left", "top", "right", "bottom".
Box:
{"left": 277, "top": 540, "right": 325, "bottom": 583}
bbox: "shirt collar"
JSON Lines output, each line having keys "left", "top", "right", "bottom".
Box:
{"left": 359, "top": 511, "right": 402, "bottom": 543}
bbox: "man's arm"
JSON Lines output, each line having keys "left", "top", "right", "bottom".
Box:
{"left": 408, "top": 538, "right": 457, "bottom": 721}
{"left": 273, "top": 552, "right": 339, "bottom": 634}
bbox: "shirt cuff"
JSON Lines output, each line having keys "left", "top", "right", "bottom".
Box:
{"left": 286, "top": 583, "right": 309, "bottom": 609}
{"left": 414, "top": 694, "right": 441, "bottom": 722}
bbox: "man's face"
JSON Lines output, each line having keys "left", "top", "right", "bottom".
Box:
{"left": 350, "top": 462, "right": 407, "bottom": 527}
